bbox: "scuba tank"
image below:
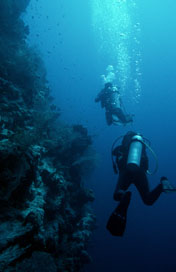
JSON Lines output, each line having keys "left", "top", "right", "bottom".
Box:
{"left": 127, "top": 134, "right": 143, "bottom": 172}
{"left": 111, "top": 133, "right": 158, "bottom": 175}
{"left": 109, "top": 86, "right": 121, "bottom": 110}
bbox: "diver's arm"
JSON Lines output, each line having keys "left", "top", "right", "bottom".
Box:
{"left": 112, "top": 145, "right": 122, "bottom": 157}
{"left": 112, "top": 146, "right": 124, "bottom": 170}
{"left": 95, "top": 95, "right": 100, "bottom": 102}
{"left": 119, "top": 96, "right": 123, "bottom": 108}
{"left": 95, "top": 89, "right": 104, "bottom": 102}
{"left": 95, "top": 91, "right": 102, "bottom": 102}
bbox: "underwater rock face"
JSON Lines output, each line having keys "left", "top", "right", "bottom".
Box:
{"left": 0, "top": 1, "right": 95, "bottom": 271}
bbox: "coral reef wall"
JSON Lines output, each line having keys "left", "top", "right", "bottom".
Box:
{"left": 0, "top": 1, "right": 95, "bottom": 271}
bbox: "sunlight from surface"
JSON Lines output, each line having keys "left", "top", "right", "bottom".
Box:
{"left": 91, "top": 0, "right": 142, "bottom": 102}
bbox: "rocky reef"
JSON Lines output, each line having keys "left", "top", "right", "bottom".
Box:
{"left": 0, "top": 0, "right": 95, "bottom": 271}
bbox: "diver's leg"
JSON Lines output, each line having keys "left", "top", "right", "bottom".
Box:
{"left": 106, "top": 171, "right": 131, "bottom": 236}
{"left": 113, "top": 108, "right": 128, "bottom": 123}
{"left": 134, "top": 171, "right": 163, "bottom": 205}
{"left": 108, "top": 171, "right": 132, "bottom": 236}
{"left": 107, "top": 191, "right": 132, "bottom": 236}
{"left": 113, "top": 171, "right": 131, "bottom": 201}
{"left": 105, "top": 111, "right": 112, "bottom": 126}
{"left": 115, "top": 191, "right": 132, "bottom": 217}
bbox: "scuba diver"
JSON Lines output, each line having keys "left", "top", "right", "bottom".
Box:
{"left": 107, "top": 131, "right": 176, "bottom": 237}
{"left": 95, "top": 82, "right": 133, "bottom": 126}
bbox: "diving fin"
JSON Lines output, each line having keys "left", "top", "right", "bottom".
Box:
{"left": 160, "top": 177, "right": 176, "bottom": 193}
{"left": 106, "top": 191, "right": 131, "bottom": 236}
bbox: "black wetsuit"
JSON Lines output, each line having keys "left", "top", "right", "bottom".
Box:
{"left": 107, "top": 132, "right": 164, "bottom": 236}
{"left": 113, "top": 135, "right": 163, "bottom": 205}
{"left": 95, "top": 83, "right": 132, "bottom": 126}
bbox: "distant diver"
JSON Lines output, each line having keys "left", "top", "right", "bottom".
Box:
{"left": 107, "top": 131, "right": 176, "bottom": 237}
{"left": 95, "top": 82, "right": 133, "bottom": 126}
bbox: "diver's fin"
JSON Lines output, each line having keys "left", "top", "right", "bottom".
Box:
{"left": 163, "top": 188, "right": 176, "bottom": 192}
{"left": 106, "top": 191, "right": 131, "bottom": 236}
{"left": 160, "top": 177, "right": 176, "bottom": 193}
{"left": 106, "top": 211, "right": 126, "bottom": 236}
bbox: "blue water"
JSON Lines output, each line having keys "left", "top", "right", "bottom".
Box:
{"left": 24, "top": 0, "right": 176, "bottom": 271}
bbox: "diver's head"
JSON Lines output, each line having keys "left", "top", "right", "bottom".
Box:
{"left": 122, "top": 131, "right": 136, "bottom": 147}
{"left": 105, "top": 82, "right": 113, "bottom": 89}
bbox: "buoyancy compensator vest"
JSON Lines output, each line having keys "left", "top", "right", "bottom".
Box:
{"left": 111, "top": 132, "right": 158, "bottom": 175}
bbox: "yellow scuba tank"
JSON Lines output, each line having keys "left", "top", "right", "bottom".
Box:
{"left": 127, "top": 134, "right": 143, "bottom": 171}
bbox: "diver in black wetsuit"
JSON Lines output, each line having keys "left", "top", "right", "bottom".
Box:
{"left": 95, "top": 82, "right": 133, "bottom": 126}
{"left": 107, "top": 131, "right": 175, "bottom": 236}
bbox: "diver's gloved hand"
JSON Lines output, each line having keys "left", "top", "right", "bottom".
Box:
{"left": 160, "top": 176, "right": 176, "bottom": 193}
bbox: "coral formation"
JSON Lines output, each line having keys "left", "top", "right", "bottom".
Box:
{"left": 0, "top": 1, "right": 95, "bottom": 271}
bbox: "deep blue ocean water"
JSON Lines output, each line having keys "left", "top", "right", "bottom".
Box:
{"left": 24, "top": 0, "right": 176, "bottom": 271}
